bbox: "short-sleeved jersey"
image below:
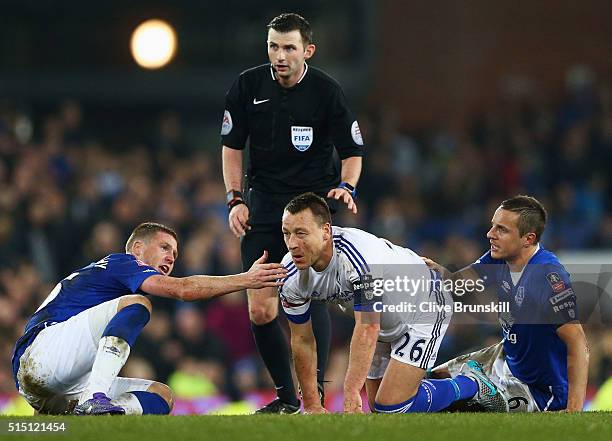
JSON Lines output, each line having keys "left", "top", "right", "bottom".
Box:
{"left": 12, "top": 253, "right": 160, "bottom": 383}
{"left": 472, "top": 246, "right": 577, "bottom": 411}
{"left": 279, "top": 226, "right": 433, "bottom": 342}
{"left": 221, "top": 63, "right": 364, "bottom": 194}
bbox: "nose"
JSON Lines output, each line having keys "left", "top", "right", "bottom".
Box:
{"left": 486, "top": 227, "right": 495, "bottom": 240}
{"left": 286, "top": 234, "right": 298, "bottom": 250}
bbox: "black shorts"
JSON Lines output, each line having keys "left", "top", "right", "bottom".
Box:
{"left": 240, "top": 188, "right": 338, "bottom": 269}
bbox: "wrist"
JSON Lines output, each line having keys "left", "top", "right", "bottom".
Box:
{"left": 303, "top": 394, "right": 321, "bottom": 407}
{"left": 337, "top": 181, "right": 356, "bottom": 198}
{"left": 226, "top": 189, "right": 244, "bottom": 209}
{"left": 343, "top": 382, "right": 361, "bottom": 396}
{"left": 236, "top": 272, "right": 250, "bottom": 290}
{"left": 228, "top": 199, "right": 246, "bottom": 211}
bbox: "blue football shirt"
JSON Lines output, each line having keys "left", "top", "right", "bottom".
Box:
{"left": 472, "top": 246, "right": 577, "bottom": 411}
{"left": 12, "top": 253, "right": 160, "bottom": 386}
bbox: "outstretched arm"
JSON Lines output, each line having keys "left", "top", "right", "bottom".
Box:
{"left": 422, "top": 257, "right": 481, "bottom": 283}
{"left": 140, "top": 251, "right": 286, "bottom": 301}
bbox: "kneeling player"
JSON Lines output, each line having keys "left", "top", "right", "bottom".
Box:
{"left": 425, "top": 196, "right": 589, "bottom": 412}
{"left": 280, "top": 193, "right": 507, "bottom": 414}
{"left": 12, "top": 222, "right": 287, "bottom": 415}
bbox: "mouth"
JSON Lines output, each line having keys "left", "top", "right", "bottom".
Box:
{"left": 275, "top": 64, "right": 288, "bottom": 72}
{"left": 291, "top": 254, "right": 304, "bottom": 263}
{"left": 490, "top": 243, "right": 499, "bottom": 253}
{"left": 159, "top": 264, "right": 170, "bottom": 275}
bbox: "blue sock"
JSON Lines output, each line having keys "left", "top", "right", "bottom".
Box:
{"left": 374, "top": 377, "right": 477, "bottom": 413}
{"left": 453, "top": 375, "right": 478, "bottom": 400}
{"left": 131, "top": 391, "right": 170, "bottom": 415}
{"left": 102, "top": 304, "right": 150, "bottom": 346}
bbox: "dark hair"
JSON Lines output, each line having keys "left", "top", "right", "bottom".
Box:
{"left": 284, "top": 192, "right": 331, "bottom": 225}
{"left": 267, "top": 13, "right": 313, "bottom": 46}
{"left": 125, "top": 222, "right": 178, "bottom": 252}
{"left": 500, "top": 195, "right": 547, "bottom": 242}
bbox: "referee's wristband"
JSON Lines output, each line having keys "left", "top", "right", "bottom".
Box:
{"left": 228, "top": 199, "right": 246, "bottom": 211}
{"left": 337, "top": 182, "right": 356, "bottom": 198}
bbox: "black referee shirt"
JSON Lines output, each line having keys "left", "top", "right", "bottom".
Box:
{"left": 221, "top": 63, "right": 364, "bottom": 194}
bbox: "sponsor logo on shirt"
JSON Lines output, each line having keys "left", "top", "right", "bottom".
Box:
{"left": 291, "top": 126, "right": 313, "bottom": 151}
{"left": 502, "top": 280, "right": 511, "bottom": 293}
{"left": 549, "top": 288, "right": 574, "bottom": 305}
{"left": 546, "top": 272, "right": 565, "bottom": 293}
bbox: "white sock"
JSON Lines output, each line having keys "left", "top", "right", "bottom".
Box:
{"left": 81, "top": 336, "right": 130, "bottom": 403}
{"left": 111, "top": 393, "right": 143, "bottom": 415}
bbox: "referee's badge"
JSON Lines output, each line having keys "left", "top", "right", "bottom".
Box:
{"left": 351, "top": 120, "right": 364, "bottom": 146}
{"left": 291, "top": 126, "right": 313, "bottom": 151}
{"left": 221, "top": 110, "right": 233, "bottom": 135}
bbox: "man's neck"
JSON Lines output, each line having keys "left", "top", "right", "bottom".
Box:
{"left": 276, "top": 63, "right": 306, "bottom": 88}
{"left": 312, "top": 241, "right": 334, "bottom": 272}
{"left": 507, "top": 244, "right": 540, "bottom": 272}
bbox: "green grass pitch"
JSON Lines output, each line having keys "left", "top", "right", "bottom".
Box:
{"left": 1, "top": 413, "right": 611, "bottom": 441}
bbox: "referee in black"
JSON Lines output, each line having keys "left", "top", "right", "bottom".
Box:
{"left": 221, "top": 13, "right": 363, "bottom": 413}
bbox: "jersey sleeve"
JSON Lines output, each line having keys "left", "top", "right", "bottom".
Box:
{"left": 221, "top": 74, "right": 249, "bottom": 149}
{"left": 539, "top": 265, "right": 578, "bottom": 327}
{"left": 352, "top": 274, "right": 378, "bottom": 312}
{"left": 328, "top": 86, "right": 364, "bottom": 159}
{"left": 279, "top": 259, "right": 311, "bottom": 324}
{"left": 471, "top": 250, "right": 503, "bottom": 287}
{"left": 111, "top": 255, "right": 161, "bottom": 293}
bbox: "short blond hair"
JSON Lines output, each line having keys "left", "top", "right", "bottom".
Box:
{"left": 125, "top": 222, "right": 178, "bottom": 252}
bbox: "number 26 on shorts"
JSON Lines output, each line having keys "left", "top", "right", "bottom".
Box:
{"left": 394, "top": 333, "right": 427, "bottom": 362}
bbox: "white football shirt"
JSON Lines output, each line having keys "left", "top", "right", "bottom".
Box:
{"left": 279, "top": 226, "right": 436, "bottom": 341}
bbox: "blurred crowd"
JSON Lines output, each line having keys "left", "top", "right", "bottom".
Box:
{"left": 0, "top": 69, "right": 611, "bottom": 403}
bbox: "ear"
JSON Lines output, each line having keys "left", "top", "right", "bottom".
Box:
{"left": 523, "top": 232, "right": 537, "bottom": 247}
{"left": 322, "top": 222, "right": 332, "bottom": 241}
{"left": 131, "top": 239, "right": 145, "bottom": 257}
{"left": 304, "top": 43, "right": 316, "bottom": 60}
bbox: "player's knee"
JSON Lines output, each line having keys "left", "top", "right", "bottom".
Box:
{"left": 118, "top": 294, "right": 152, "bottom": 314}
{"left": 248, "top": 303, "right": 277, "bottom": 325}
{"left": 147, "top": 382, "right": 174, "bottom": 412}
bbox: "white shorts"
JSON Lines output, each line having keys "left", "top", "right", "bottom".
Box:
{"left": 441, "top": 341, "right": 538, "bottom": 412}
{"left": 16, "top": 298, "right": 152, "bottom": 414}
{"left": 368, "top": 320, "right": 451, "bottom": 379}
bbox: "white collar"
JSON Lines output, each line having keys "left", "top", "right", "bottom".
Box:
{"left": 269, "top": 62, "right": 309, "bottom": 84}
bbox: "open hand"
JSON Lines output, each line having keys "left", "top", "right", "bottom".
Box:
{"left": 327, "top": 188, "right": 357, "bottom": 214}
{"left": 244, "top": 251, "right": 288, "bottom": 289}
